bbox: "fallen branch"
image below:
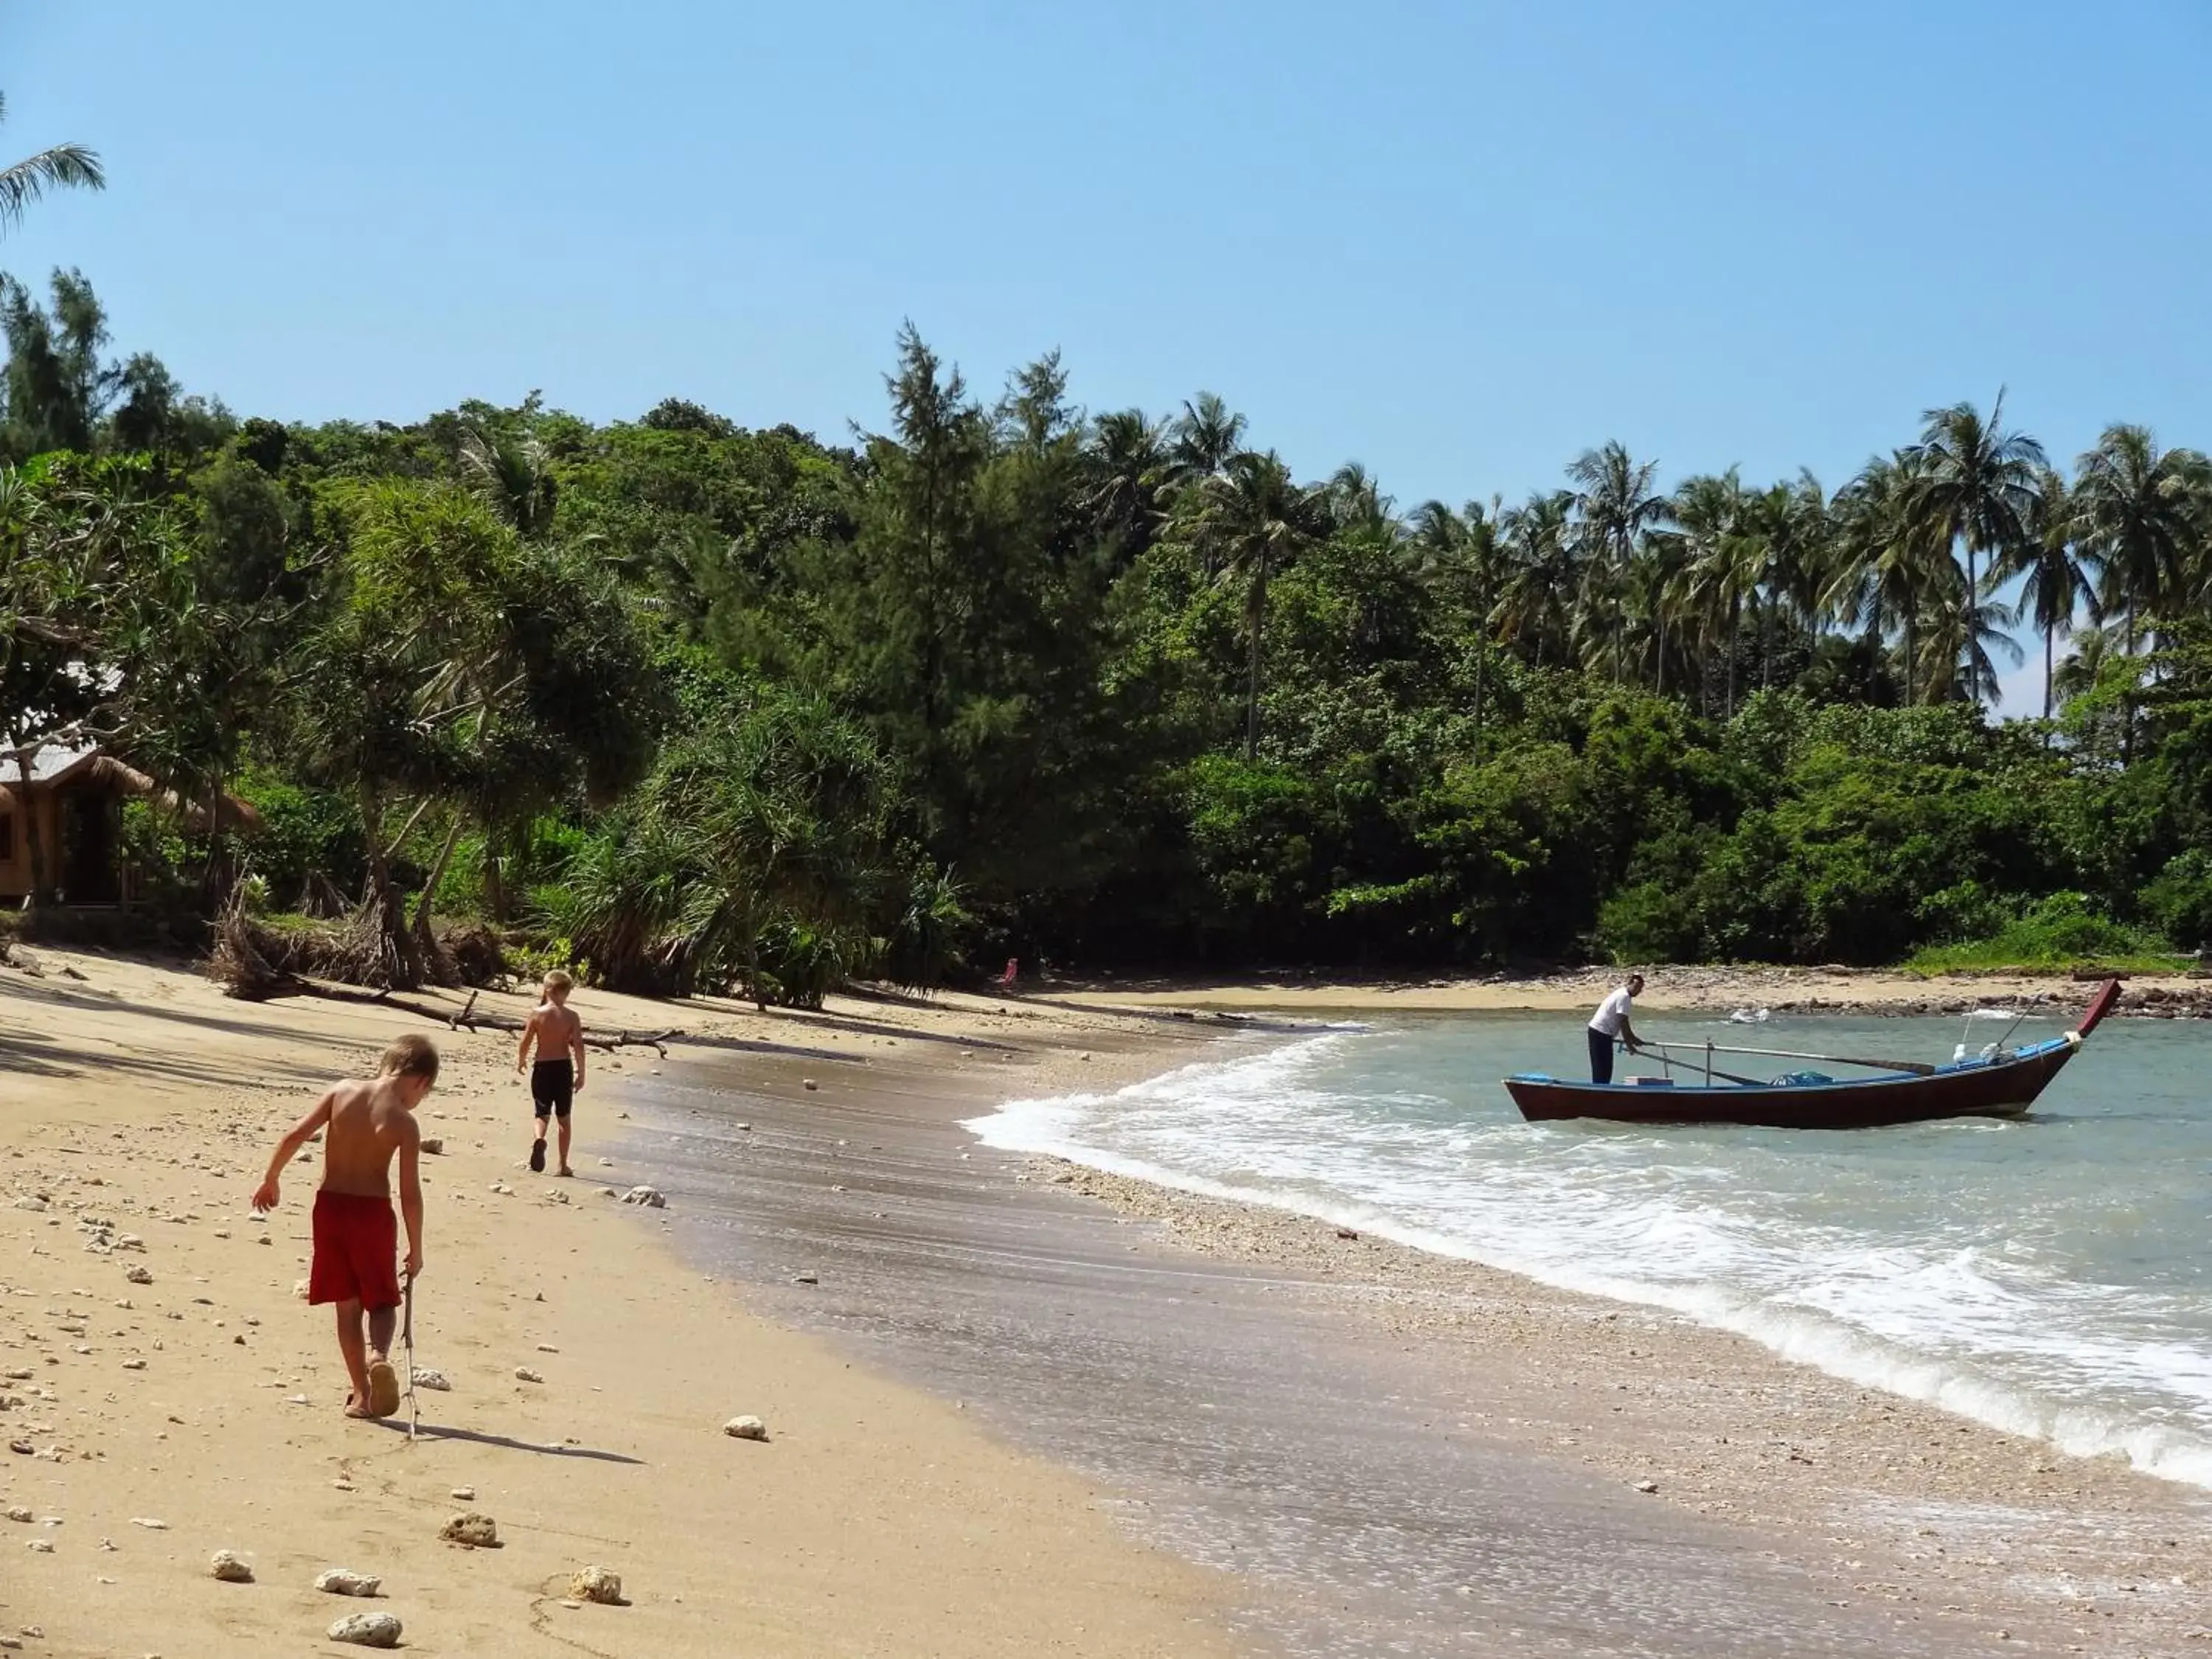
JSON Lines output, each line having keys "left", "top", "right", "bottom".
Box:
{"left": 287, "top": 983, "right": 685, "bottom": 1057}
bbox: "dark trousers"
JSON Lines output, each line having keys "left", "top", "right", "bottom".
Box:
{"left": 1588, "top": 1027, "right": 1615, "bottom": 1085}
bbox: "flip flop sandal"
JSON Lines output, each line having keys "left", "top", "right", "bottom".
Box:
{"left": 366, "top": 1360, "right": 401, "bottom": 1419}
{"left": 529, "top": 1141, "right": 546, "bottom": 1174}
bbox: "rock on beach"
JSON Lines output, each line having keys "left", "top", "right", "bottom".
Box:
{"left": 440, "top": 1512, "right": 498, "bottom": 1548}
{"left": 723, "top": 1414, "right": 768, "bottom": 1441}
{"left": 621, "top": 1186, "right": 665, "bottom": 1208}
{"left": 209, "top": 1549, "right": 254, "bottom": 1582}
{"left": 328, "top": 1610, "right": 403, "bottom": 1647}
{"left": 315, "top": 1567, "right": 382, "bottom": 1596}
{"left": 569, "top": 1563, "right": 625, "bottom": 1604}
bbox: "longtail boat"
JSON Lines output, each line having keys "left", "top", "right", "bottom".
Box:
{"left": 1504, "top": 979, "right": 2123, "bottom": 1130}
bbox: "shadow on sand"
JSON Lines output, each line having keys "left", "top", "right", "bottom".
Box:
{"left": 373, "top": 1419, "right": 644, "bottom": 1464}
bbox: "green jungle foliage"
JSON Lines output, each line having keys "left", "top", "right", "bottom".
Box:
{"left": 7, "top": 274, "right": 2212, "bottom": 996}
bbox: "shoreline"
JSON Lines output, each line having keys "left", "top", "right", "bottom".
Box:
{"left": 1038, "top": 962, "right": 2212, "bottom": 1019}
{"left": 626, "top": 1010, "right": 2211, "bottom": 1657}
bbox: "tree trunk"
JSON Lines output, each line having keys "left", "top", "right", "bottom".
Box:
{"left": 359, "top": 782, "right": 422, "bottom": 990}
{"left": 2042, "top": 623, "right": 2054, "bottom": 723}
{"left": 1655, "top": 615, "right": 1669, "bottom": 697}
{"left": 410, "top": 814, "right": 469, "bottom": 977}
{"left": 484, "top": 835, "right": 507, "bottom": 922}
{"left": 1725, "top": 600, "right": 1740, "bottom": 718}
{"left": 1244, "top": 560, "right": 1268, "bottom": 762}
{"left": 1904, "top": 606, "right": 1919, "bottom": 707}
{"left": 12, "top": 746, "right": 54, "bottom": 909}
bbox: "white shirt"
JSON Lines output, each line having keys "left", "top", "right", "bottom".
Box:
{"left": 1589, "top": 986, "right": 1634, "bottom": 1037}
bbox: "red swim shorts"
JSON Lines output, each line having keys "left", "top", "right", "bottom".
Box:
{"left": 308, "top": 1190, "right": 401, "bottom": 1312}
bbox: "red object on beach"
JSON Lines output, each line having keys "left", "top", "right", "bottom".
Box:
{"left": 998, "top": 957, "right": 1020, "bottom": 990}
{"left": 1503, "top": 980, "right": 2122, "bottom": 1130}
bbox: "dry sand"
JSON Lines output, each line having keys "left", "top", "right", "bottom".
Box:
{"left": 1049, "top": 963, "right": 2204, "bottom": 1016}
{"left": 0, "top": 947, "right": 1239, "bottom": 1659}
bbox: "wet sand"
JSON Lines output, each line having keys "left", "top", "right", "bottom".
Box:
{"left": 624, "top": 1019, "right": 2212, "bottom": 1658}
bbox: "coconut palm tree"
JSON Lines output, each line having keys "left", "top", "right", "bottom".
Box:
{"left": 2070, "top": 423, "right": 2212, "bottom": 654}
{"left": 1829, "top": 451, "right": 1952, "bottom": 706}
{"left": 0, "top": 94, "right": 102, "bottom": 237}
{"left": 1567, "top": 442, "right": 1668, "bottom": 685}
{"left": 1910, "top": 397, "right": 2046, "bottom": 703}
{"left": 1181, "top": 450, "right": 1326, "bottom": 759}
{"left": 1166, "top": 392, "right": 1246, "bottom": 487}
{"left": 1672, "top": 470, "right": 1763, "bottom": 715}
{"left": 1492, "top": 490, "right": 1578, "bottom": 670}
{"left": 1408, "top": 496, "right": 1504, "bottom": 745}
{"left": 1990, "top": 464, "right": 2097, "bottom": 720}
{"left": 1082, "top": 408, "right": 1172, "bottom": 560}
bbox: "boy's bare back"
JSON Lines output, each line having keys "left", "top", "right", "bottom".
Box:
{"left": 320, "top": 1076, "right": 424, "bottom": 1197}
{"left": 522, "top": 1000, "right": 584, "bottom": 1065}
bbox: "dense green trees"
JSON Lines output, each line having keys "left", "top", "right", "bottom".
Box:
{"left": 11, "top": 262, "right": 2212, "bottom": 983}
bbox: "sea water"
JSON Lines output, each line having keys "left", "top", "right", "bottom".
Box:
{"left": 967, "top": 1011, "right": 2212, "bottom": 1488}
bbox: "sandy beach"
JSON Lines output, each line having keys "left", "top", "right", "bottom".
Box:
{"left": 0, "top": 948, "right": 1238, "bottom": 1658}
{"left": 5, "top": 947, "right": 2209, "bottom": 1657}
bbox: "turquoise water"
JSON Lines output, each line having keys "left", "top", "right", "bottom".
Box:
{"left": 968, "top": 1009, "right": 2212, "bottom": 1486}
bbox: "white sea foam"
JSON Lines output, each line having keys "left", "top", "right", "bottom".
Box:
{"left": 967, "top": 1021, "right": 2212, "bottom": 1491}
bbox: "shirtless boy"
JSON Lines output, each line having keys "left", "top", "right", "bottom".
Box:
{"left": 251, "top": 1034, "right": 434, "bottom": 1419}
{"left": 517, "top": 970, "right": 587, "bottom": 1176}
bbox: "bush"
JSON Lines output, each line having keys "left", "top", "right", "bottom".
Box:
{"left": 1595, "top": 880, "right": 1706, "bottom": 964}
{"left": 2141, "top": 850, "right": 2212, "bottom": 953}
{"left": 1905, "top": 891, "right": 2184, "bottom": 973}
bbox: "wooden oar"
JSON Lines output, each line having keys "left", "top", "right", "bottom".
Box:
{"left": 1643, "top": 1038, "right": 1935, "bottom": 1077}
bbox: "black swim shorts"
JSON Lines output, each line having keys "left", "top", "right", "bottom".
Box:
{"left": 531, "top": 1058, "right": 575, "bottom": 1119}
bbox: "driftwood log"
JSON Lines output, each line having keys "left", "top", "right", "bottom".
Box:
{"left": 408, "top": 987, "right": 684, "bottom": 1057}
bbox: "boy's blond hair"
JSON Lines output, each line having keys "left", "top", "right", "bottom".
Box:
{"left": 379, "top": 1033, "right": 441, "bottom": 1082}
{"left": 543, "top": 969, "right": 574, "bottom": 998}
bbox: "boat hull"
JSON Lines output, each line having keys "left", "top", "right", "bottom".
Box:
{"left": 1504, "top": 1037, "right": 2079, "bottom": 1130}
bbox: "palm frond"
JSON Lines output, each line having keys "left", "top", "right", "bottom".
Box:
{"left": 0, "top": 144, "right": 105, "bottom": 234}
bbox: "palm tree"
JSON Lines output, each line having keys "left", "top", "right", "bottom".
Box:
{"left": 456, "top": 422, "right": 558, "bottom": 539}
{"left": 1408, "top": 496, "right": 1504, "bottom": 745}
{"left": 1910, "top": 397, "right": 2046, "bottom": 703}
{"left": 1567, "top": 442, "right": 1668, "bottom": 684}
{"left": 1492, "top": 490, "right": 1578, "bottom": 670}
{"left": 2070, "top": 423, "right": 2212, "bottom": 654}
{"left": 0, "top": 94, "right": 103, "bottom": 237}
{"left": 1082, "top": 408, "right": 1172, "bottom": 560}
{"left": 1167, "top": 392, "right": 1246, "bottom": 487}
{"left": 1989, "top": 465, "right": 2096, "bottom": 720}
{"left": 1183, "top": 450, "right": 1326, "bottom": 759}
{"left": 1828, "top": 451, "right": 1951, "bottom": 706}
{"left": 1672, "top": 470, "right": 1760, "bottom": 715}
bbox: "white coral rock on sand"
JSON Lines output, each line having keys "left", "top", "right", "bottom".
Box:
{"left": 411, "top": 1367, "right": 451, "bottom": 1391}
{"left": 209, "top": 1549, "right": 254, "bottom": 1582}
{"left": 123, "top": 1265, "right": 152, "bottom": 1285}
{"left": 129, "top": 1517, "right": 168, "bottom": 1529}
{"left": 24, "top": 1539, "right": 52, "bottom": 1553}
{"left": 315, "top": 1567, "right": 382, "bottom": 1597}
{"left": 327, "top": 1610, "right": 403, "bottom": 1647}
{"left": 514, "top": 1366, "right": 543, "bottom": 1383}
{"left": 723, "top": 1414, "right": 768, "bottom": 1441}
{"left": 569, "top": 1564, "right": 625, "bottom": 1604}
{"left": 439, "top": 1512, "right": 498, "bottom": 1548}
{"left": 621, "top": 1186, "right": 665, "bottom": 1208}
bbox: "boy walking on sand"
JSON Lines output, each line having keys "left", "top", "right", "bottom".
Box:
{"left": 517, "top": 970, "right": 587, "bottom": 1176}
{"left": 251, "top": 1034, "right": 434, "bottom": 1420}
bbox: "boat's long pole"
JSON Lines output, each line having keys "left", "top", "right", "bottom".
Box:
{"left": 1641, "top": 1037, "right": 1935, "bottom": 1077}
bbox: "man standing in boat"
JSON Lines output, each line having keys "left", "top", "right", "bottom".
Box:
{"left": 1587, "top": 974, "right": 1645, "bottom": 1083}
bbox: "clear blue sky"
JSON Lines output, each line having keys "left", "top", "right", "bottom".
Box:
{"left": 9, "top": 1, "right": 2210, "bottom": 705}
